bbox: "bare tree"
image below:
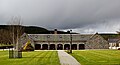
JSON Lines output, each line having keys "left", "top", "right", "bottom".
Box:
{"left": 8, "top": 16, "right": 24, "bottom": 58}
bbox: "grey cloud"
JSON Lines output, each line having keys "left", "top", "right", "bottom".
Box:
{"left": 0, "top": 0, "right": 120, "bottom": 33}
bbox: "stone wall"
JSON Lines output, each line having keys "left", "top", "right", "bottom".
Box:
{"left": 85, "top": 34, "right": 109, "bottom": 49}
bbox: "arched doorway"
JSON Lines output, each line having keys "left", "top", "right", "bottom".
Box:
{"left": 35, "top": 44, "right": 41, "bottom": 50}
{"left": 50, "top": 44, "right": 55, "bottom": 50}
{"left": 79, "top": 44, "right": 85, "bottom": 50}
{"left": 64, "top": 44, "right": 70, "bottom": 50}
{"left": 57, "top": 44, "right": 63, "bottom": 50}
{"left": 72, "top": 44, "right": 77, "bottom": 50}
{"left": 42, "top": 44, "right": 48, "bottom": 50}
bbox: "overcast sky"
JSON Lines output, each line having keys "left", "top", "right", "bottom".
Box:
{"left": 0, "top": 0, "right": 120, "bottom": 33}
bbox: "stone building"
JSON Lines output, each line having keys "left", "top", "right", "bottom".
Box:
{"left": 18, "top": 29, "right": 114, "bottom": 50}
{"left": 19, "top": 32, "right": 111, "bottom": 50}
{"left": 85, "top": 33, "right": 109, "bottom": 49}
{"left": 25, "top": 34, "right": 91, "bottom": 50}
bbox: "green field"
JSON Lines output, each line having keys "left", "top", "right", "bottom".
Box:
{"left": 0, "top": 50, "right": 60, "bottom": 65}
{"left": 0, "top": 50, "right": 120, "bottom": 65}
{"left": 71, "top": 50, "right": 120, "bottom": 65}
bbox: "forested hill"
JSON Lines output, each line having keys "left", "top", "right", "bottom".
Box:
{"left": 0, "top": 25, "right": 48, "bottom": 34}
{"left": 0, "top": 25, "right": 72, "bottom": 34}
{"left": 24, "top": 26, "right": 49, "bottom": 34}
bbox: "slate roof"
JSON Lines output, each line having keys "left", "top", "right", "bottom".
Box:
{"left": 28, "top": 34, "right": 92, "bottom": 42}
{"left": 108, "top": 38, "right": 119, "bottom": 43}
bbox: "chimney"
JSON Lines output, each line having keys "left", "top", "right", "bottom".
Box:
{"left": 54, "top": 29, "right": 57, "bottom": 34}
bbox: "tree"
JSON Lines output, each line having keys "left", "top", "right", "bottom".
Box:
{"left": 8, "top": 16, "right": 24, "bottom": 58}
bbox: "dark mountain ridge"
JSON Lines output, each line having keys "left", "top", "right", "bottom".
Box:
{"left": 0, "top": 25, "right": 73, "bottom": 34}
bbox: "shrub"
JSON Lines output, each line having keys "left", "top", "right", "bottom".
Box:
{"left": 22, "top": 40, "right": 34, "bottom": 51}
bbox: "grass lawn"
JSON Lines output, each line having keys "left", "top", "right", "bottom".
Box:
{"left": 0, "top": 50, "right": 60, "bottom": 65}
{"left": 71, "top": 50, "right": 120, "bottom": 65}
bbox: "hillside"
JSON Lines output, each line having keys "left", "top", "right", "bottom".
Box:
{"left": 0, "top": 25, "right": 73, "bottom": 34}
{"left": 0, "top": 25, "right": 48, "bottom": 34}
{"left": 24, "top": 26, "right": 49, "bottom": 34}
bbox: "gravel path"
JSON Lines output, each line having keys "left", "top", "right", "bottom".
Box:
{"left": 58, "top": 50, "right": 81, "bottom": 65}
